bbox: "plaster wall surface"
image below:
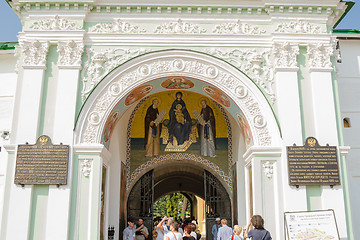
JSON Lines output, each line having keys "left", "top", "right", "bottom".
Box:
{"left": 336, "top": 37, "right": 360, "bottom": 240}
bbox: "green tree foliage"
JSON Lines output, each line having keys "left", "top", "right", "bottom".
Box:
{"left": 153, "top": 193, "right": 190, "bottom": 220}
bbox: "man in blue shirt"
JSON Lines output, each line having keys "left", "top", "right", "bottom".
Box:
{"left": 211, "top": 218, "right": 221, "bottom": 240}
{"left": 217, "top": 219, "right": 233, "bottom": 240}
{"left": 123, "top": 218, "right": 136, "bottom": 240}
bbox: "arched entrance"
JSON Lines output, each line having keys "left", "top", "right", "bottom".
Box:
{"left": 74, "top": 49, "right": 282, "bottom": 240}
{"left": 127, "top": 161, "right": 232, "bottom": 240}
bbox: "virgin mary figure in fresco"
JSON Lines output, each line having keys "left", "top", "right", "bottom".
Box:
{"left": 168, "top": 92, "right": 192, "bottom": 145}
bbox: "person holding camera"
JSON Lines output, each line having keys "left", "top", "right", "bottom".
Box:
{"left": 135, "top": 218, "right": 149, "bottom": 240}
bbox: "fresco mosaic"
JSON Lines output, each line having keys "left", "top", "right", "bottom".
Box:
{"left": 126, "top": 91, "right": 234, "bottom": 189}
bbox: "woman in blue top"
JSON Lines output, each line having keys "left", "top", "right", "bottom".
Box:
{"left": 244, "top": 215, "right": 272, "bottom": 240}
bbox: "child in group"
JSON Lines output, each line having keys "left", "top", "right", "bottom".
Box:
{"left": 230, "top": 225, "right": 243, "bottom": 240}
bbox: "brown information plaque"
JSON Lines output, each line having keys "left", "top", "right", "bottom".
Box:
{"left": 14, "top": 135, "right": 69, "bottom": 185}
{"left": 287, "top": 137, "right": 340, "bottom": 186}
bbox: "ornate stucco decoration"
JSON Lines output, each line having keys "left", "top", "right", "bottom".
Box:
{"left": 154, "top": 19, "right": 206, "bottom": 34}
{"left": 57, "top": 41, "right": 84, "bottom": 66}
{"left": 29, "top": 15, "right": 82, "bottom": 31}
{"left": 273, "top": 42, "right": 299, "bottom": 69}
{"left": 213, "top": 20, "right": 266, "bottom": 34}
{"left": 80, "top": 55, "right": 273, "bottom": 147}
{"left": 81, "top": 48, "right": 150, "bottom": 101}
{"left": 307, "top": 43, "right": 334, "bottom": 69}
{"left": 275, "top": 20, "right": 324, "bottom": 34}
{"left": 80, "top": 158, "right": 92, "bottom": 177}
{"left": 88, "top": 18, "right": 145, "bottom": 33}
{"left": 205, "top": 48, "right": 275, "bottom": 104}
{"left": 262, "top": 161, "right": 274, "bottom": 179}
{"left": 19, "top": 40, "right": 49, "bottom": 66}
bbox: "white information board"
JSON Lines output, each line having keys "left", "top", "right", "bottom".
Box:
{"left": 284, "top": 210, "right": 340, "bottom": 240}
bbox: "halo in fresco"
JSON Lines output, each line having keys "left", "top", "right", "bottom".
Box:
{"left": 104, "top": 110, "right": 120, "bottom": 143}
{"left": 124, "top": 85, "right": 153, "bottom": 106}
{"left": 161, "top": 77, "right": 195, "bottom": 89}
{"left": 236, "top": 113, "right": 252, "bottom": 146}
{"left": 203, "top": 86, "right": 231, "bottom": 107}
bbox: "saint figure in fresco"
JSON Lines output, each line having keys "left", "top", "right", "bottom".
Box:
{"left": 104, "top": 111, "right": 119, "bottom": 143}
{"left": 144, "top": 99, "right": 162, "bottom": 157}
{"left": 197, "top": 100, "right": 216, "bottom": 157}
{"left": 168, "top": 92, "right": 192, "bottom": 145}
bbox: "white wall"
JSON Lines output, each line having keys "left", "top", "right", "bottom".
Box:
{"left": 0, "top": 51, "right": 17, "bottom": 234}
{"left": 336, "top": 37, "right": 360, "bottom": 240}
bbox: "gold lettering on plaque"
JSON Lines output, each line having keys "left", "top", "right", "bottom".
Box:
{"left": 14, "top": 135, "right": 69, "bottom": 185}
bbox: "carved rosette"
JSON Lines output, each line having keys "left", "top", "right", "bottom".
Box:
{"left": 262, "top": 161, "right": 274, "bottom": 179}
{"left": 275, "top": 20, "right": 324, "bottom": 34}
{"left": 273, "top": 42, "right": 299, "bottom": 69}
{"left": 205, "top": 48, "right": 275, "bottom": 104}
{"left": 29, "top": 15, "right": 82, "bottom": 31}
{"left": 154, "top": 19, "right": 206, "bottom": 34}
{"left": 81, "top": 57, "right": 272, "bottom": 146}
{"left": 89, "top": 19, "right": 145, "bottom": 33}
{"left": 19, "top": 40, "right": 49, "bottom": 66}
{"left": 57, "top": 41, "right": 84, "bottom": 66}
{"left": 307, "top": 43, "right": 334, "bottom": 69}
{"left": 80, "top": 159, "right": 93, "bottom": 177}
{"left": 213, "top": 20, "right": 266, "bottom": 34}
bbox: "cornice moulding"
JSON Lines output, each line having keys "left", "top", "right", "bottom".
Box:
{"left": 15, "top": 2, "right": 342, "bottom": 18}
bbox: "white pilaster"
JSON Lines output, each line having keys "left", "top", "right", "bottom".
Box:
{"left": 3, "top": 40, "right": 49, "bottom": 240}
{"left": 273, "top": 42, "right": 308, "bottom": 214}
{"left": 45, "top": 40, "right": 84, "bottom": 240}
{"left": 244, "top": 147, "right": 282, "bottom": 240}
{"left": 307, "top": 42, "right": 347, "bottom": 238}
{"left": 73, "top": 145, "right": 111, "bottom": 240}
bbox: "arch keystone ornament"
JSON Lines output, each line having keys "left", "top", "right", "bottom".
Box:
{"left": 75, "top": 50, "right": 281, "bottom": 148}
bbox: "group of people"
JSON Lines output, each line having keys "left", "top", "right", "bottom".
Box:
{"left": 212, "top": 216, "right": 272, "bottom": 240}
{"left": 124, "top": 215, "right": 271, "bottom": 240}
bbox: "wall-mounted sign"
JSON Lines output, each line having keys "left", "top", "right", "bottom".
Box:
{"left": 284, "top": 210, "right": 340, "bottom": 240}
{"left": 14, "top": 135, "right": 69, "bottom": 185}
{"left": 287, "top": 137, "right": 340, "bottom": 186}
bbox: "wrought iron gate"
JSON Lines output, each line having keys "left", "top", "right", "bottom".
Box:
{"left": 127, "top": 170, "right": 154, "bottom": 236}
{"left": 204, "top": 170, "right": 231, "bottom": 239}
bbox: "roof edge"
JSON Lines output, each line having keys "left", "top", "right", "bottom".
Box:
{"left": 0, "top": 42, "right": 19, "bottom": 50}
{"left": 334, "top": 1, "right": 355, "bottom": 29}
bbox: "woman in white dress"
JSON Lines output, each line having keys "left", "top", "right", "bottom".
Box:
{"left": 165, "top": 222, "right": 183, "bottom": 240}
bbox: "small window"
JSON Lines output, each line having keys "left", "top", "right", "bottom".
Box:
{"left": 343, "top": 118, "right": 351, "bottom": 128}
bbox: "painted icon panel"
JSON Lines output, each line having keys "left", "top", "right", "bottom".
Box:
{"left": 130, "top": 91, "right": 229, "bottom": 175}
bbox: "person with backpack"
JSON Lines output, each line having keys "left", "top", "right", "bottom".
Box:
{"left": 244, "top": 215, "right": 272, "bottom": 240}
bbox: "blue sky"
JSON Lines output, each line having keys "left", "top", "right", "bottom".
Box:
{"left": 0, "top": 0, "right": 359, "bottom": 42}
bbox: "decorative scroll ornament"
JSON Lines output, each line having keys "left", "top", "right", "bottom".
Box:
{"left": 81, "top": 57, "right": 272, "bottom": 146}
{"left": 205, "top": 48, "right": 275, "bottom": 104}
{"left": 29, "top": 15, "right": 82, "bottom": 31}
{"left": 20, "top": 40, "right": 49, "bottom": 66}
{"left": 213, "top": 20, "right": 266, "bottom": 34}
{"left": 307, "top": 43, "right": 334, "bottom": 69}
{"left": 273, "top": 42, "right": 299, "bottom": 68}
{"left": 275, "top": 20, "right": 324, "bottom": 34}
{"left": 263, "top": 161, "right": 274, "bottom": 179}
{"left": 154, "top": 19, "right": 206, "bottom": 34}
{"left": 57, "top": 41, "right": 84, "bottom": 66}
{"left": 80, "top": 159, "right": 92, "bottom": 177}
{"left": 81, "top": 48, "right": 150, "bottom": 101}
{"left": 89, "top": 18, "right": 145, "bottom": 33}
